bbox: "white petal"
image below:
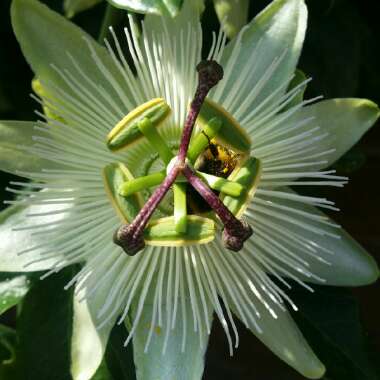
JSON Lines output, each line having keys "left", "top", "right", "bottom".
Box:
{"left": 71, "top": 279, "right": 118, "bottom": 380}
{"left": 253, "top": 187, "right": 379, "bottom": 286}
{"left": 0, "top": 203, "right": 71, "bottom": 272}
{"left": 234, "top": 299, "right": 325, "bottom": 379}
{"left": 213, "top": 0, "right": 307, "bottom": 122}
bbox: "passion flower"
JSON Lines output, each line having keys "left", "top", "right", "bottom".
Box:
{"left": 0, "top": 0, "right": 379, "bottom": 379}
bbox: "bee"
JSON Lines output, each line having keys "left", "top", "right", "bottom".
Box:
{"left": 197, "top": 131, "right": 240, "bottom": 178}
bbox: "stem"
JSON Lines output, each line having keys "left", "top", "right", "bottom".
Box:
{"left": 182, "top": 165, "right": 252, "bottom": 251}
{"left": 177, "top": 61, "right": 223, "bottom": 163}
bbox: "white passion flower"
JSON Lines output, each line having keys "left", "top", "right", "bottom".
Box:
{"left": 1, "top": 0, "right": 379, "bottom": 379}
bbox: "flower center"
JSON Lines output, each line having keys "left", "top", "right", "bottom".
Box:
{"left": 103, "top": 61, "right": 262, "bottom": 255}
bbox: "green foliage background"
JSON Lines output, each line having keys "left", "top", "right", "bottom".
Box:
{"left": 0, "top": 0, "right": 379, "bottom": 379}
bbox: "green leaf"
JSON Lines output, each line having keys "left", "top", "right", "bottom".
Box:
{"left": 291, "top": 286, "right": 379, "bottom": 380}
{"left": 16, "top": 267, "right": 74, "bottom": 380}
{"left": 106, "top": 0, "right": 184, "bottom": 17}
{"left": 131, "top": 296, "right": 212, "bottom": 380}
{"left": 219, "top": 0, "right": 307, "bottom": 115}
{"left": 64, "top": 0, "right": 103, "bottom": 18}
{"left": 0, "top": 120, "right": 59, "bottom": 175}
{"left": 213, "top": 0, "right": 249, "bottom": 38}
{"left": 0, "top": 325, "right": 16, "bottom": 362}
{"left": 0, "top": 273, "right": 30, "bottom": 315}
{"left": 0, "top": 203, "right": 69, "bottom": 272}
{"left": 286, "top": 98, "right": 380, "bottom": 170}
{"left": 90, "top": 359, "right": 113, "bottom": 380}
{"left": 11, "top": 0, "right": 131, "bottom": 113}
{"left": 0, "top": 325, "right": 18, "bottom": 379}
{"left": 104, "top": 323, "right": 136, "bottom": 380}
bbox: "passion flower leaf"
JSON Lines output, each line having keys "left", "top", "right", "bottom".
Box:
{"left": 16, "top": 267, "right": 74, "bottom": 380}
{"left": 0, "top": 325, "right": 17, "bottom": 378}
{"left": 107, "top": 98, "right": 171, "bottom": 152}
{"left": 213, "top": 0, "right": 249, "bottom": 38}
{"left": 222, "top": 156, "right": 262, "bottom": 217}
{"left": 291, "top": 286, "right": 379, "bottom": 380}
{"left": 104, "top": 323, "right": 136, "bottom": 380}
{"left": 106, "top": 0, "right": 184, "bottom": 17}
{"left": 103, "top": 163, "right": 143, "bottom": 222}
{"left": 144, "top": 215, "right": 215, "bottom": 246}
{"left": 0, "top": 273, "right": 30, "bottom": 316}
{"left": 197, "top": 99, "right": 252, "bottom": 153}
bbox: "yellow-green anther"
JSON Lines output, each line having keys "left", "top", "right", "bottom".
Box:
{"left": 118, "top": 170, "right": 166, "bottom": 197}
{"left": 173, "top": 183, "right": 187, "bottom": 233}
{"left": 144, "top": 215, "right": 215, "bottom": 246}
{"left": 197, "top": 98, "right": 251, "bottom": 153}
{"left": 196, "top": 171, "right": 244, "bottom": 197}
{"left": 103, "top": 163, "right": 143, "bottom": 222}
{"left": 187, "top": 117, "right": 222, "bottom": 163}
{"left": 138, "top": 117, "right": 173, "bottom": 165}
{"left": 107, "top": 98, "right": 171, "bottom": 152}
{"left": 221, "top": 156, "right": 262, "bottom": 218}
